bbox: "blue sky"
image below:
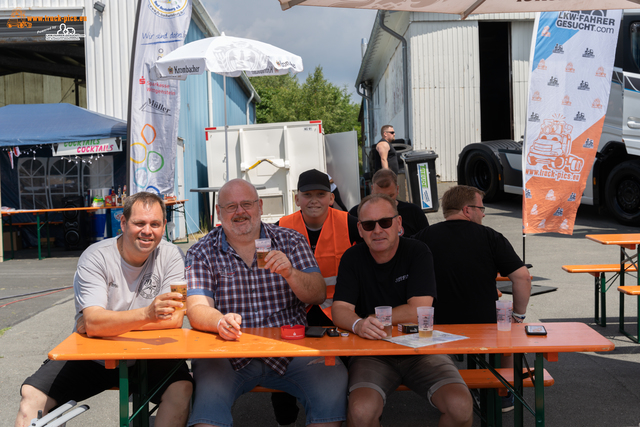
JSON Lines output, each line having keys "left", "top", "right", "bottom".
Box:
{"left": 201, "top": 0, "right": 377, "bottom": 99}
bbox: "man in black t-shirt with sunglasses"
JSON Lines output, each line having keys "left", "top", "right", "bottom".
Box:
{"left": 332, "top": 193, "right": 473, "bottom": 427}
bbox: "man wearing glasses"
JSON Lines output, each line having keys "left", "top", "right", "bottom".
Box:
{"left": 412, "top": 185, "right": 531, "bottom": 412}
{"left": 372, "top": 125, "right": 399, "bottom": 174}
{"left": 184, "top": 179, "right": 347, "bottom": 427}
{"left": 332, "top": 194, "right": 473, "bottom": 427}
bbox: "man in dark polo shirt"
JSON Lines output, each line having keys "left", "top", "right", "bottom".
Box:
{"left": 413, "top": 185, "right": 531, "bottom": 412}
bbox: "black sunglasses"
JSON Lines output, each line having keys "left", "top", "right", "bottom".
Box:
{"left": 359, "top": 215, "right": 398, "bottom": 231}
{"left": 467, "top": 205, "right": 486, "bottom": 213}
{"left": 387, "top": 131, "right": 395, "bottom": 134}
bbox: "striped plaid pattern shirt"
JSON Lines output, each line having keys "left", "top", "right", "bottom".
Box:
{"left": 186, "top": 222, "right": 320, "bottom": 375}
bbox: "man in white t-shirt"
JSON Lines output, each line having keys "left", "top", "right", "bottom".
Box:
{"left": 15, "top": 192, "right": 193, "bottom": 427}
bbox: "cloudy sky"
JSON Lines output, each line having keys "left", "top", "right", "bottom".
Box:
{"left": 201, "top": 0, "right": 377, "bottom": 98}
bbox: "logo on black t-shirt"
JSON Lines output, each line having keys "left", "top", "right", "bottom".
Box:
{"left": 139, "top": 273, "right": 161, "bottom": 299}
{"left": 395, "top": 274, "right": 409, "bottom": 283}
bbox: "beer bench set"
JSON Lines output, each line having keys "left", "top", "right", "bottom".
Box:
{"left": 562, "top": 234, "right": 640, "bottom": 342}
{"left": 109, "top": 367, "right": 554, "bottom": 427}
{"left": 48, "top": 324, "right": 613, "bottom": 427}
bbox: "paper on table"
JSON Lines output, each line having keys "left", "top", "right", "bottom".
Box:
{"left": 383, "top": 330, "right": 469, "bottom": 348}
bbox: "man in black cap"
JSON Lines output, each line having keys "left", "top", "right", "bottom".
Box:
{"left": 274, "top": 169, "right": 362, "bottom": 426}
{"left": 279, "top": 169, "right": 362, "bottom": 326}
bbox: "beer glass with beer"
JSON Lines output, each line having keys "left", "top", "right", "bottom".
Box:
{"left": 255, "top": 238, "right": 271, "bottom": 268}
{"left": 417, "top": 306, "right": 434, "bottom": 338}
{"left": 171, "top": 280, "right": 188, "bottom": 311}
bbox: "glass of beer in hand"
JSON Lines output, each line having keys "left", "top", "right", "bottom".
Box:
{"left": 170, "top": 280, "right": 188, "bottom": 311}
{"left": 255, "top": 238, "right": 271, "bottom": 268}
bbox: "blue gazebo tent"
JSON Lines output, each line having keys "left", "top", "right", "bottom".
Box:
{"left": 0, "top": 104, "right": 128, "bottom": 257}
{"left": 0, "top": 103, "right": 126, "bottom": 147}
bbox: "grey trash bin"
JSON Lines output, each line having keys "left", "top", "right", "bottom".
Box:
{"left": 402, "top": 150, "right": 439, "bottom": 213}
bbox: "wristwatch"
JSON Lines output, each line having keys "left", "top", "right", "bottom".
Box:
{"left": 512, "top": 312, "right": 526, "bottom": 323}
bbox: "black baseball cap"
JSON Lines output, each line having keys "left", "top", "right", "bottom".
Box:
{"left": 297, "top": 169, "right": 331, "bottom": 192}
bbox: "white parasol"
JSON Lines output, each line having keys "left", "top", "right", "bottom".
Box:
{"left": 153, "top": 34, "right": 303, "bottom": 181}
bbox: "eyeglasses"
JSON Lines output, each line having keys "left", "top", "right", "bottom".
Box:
{"left": 359, "top": 215, "right": 399, "bottom": 231}
{"left": 386, "top": 131, "right": 395, "bottom": 135}
{"left": 219, "top": 199, "right": 259, "bottom": 213}
{"left": 467, "top": 205, "right": 486, "bottom": 213}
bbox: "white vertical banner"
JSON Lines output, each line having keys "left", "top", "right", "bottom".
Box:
{"left": 522, "top": 10, "right": 621, "bottom": 235}
{"left": 128, "top": 0, "right": 192, "bottom": 195}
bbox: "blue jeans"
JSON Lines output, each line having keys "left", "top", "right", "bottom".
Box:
{"left": 189, "top": 357, "right": 347, "bottom": 427}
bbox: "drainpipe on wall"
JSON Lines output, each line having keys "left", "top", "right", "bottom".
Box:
{"left": 245, "top": 92, "right": 254, "bottom": 125}
{"left": 357, "top": 81, "right": 375, "bottom": 175}
{"left": 378, "top": 11, "right": 411, "bottom": 145}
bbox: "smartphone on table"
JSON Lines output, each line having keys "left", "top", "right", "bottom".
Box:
{"left": 525, "top": 325, "right": 547, "bottom": 335}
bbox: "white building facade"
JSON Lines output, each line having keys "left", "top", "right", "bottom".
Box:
{"left": 357, "top": 11, "right": 535, "bottom": 182}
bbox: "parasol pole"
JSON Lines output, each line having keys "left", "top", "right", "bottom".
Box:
{"left": 224, "top": 75, "right": 229, "bottom": 182}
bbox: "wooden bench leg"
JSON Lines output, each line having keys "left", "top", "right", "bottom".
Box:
{"left": 600, "top": 273, "right": 607, "bottom": 327}
{"left": 619, "top": 290, "right": 640, "bottom": 343}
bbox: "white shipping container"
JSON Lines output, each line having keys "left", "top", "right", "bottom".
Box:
{"left": 205, "top": 121, "right": 327, "bottom": 223}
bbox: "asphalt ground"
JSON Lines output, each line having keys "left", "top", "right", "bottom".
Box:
{"left": 2, "top": 182, "right": 640, "bottom": 426}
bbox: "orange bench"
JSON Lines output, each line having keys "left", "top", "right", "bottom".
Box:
{"left": 562, "top": 264, "right": 637, "bottom": 327}
{"left": 252, "top": 367, "right": 554, "bottom": 393}
{"left": 618, "top": 286, "right": 640, "bottom": 343}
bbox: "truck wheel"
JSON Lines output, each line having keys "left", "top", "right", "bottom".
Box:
{"left": 464, "top": 150, "right": 500, "bottom": 201}
{"left": 552, "top": 156, "right": 565, "bottom": 170}
{"left": 527, "top": 153, "right": 537, "bottom": 166}
{"left": 605, "top": 161, "right": 640, "bottom": 225}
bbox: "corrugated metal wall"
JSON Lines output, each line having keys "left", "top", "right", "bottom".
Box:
{"left": 411, "top": 12, "right": 535, "bottom": 22}
{"left": 408, "top": 20, "right": 481, "bottom": 182}
{"left": 84, "top": 0, "right": 136, "bottom": 120}
{"left": 372, "top": 47, "right": 405, "bottom": 140}
{"left": 366, "top": 13, "right": 534, "bottom": 182}
{"left": 0, "top": 0, "right": 82, "bottom": 9}
{"left": 511, "top": 20, "right": 534, "bottom": 142}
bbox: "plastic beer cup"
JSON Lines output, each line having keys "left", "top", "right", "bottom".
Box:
{"left": 255, "top": 238, "right": 271, "bottom": 268}
{"left": 417, "top": 306, "right": 434, "bottom": 338}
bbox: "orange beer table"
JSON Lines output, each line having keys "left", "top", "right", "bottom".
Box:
{"left": 587, "top": 234, "right": 640, "bottom": 341}
{"left": 48, "top": 322, "right": 613, "bottom": 427}
{"left": 586, "top": 234, "right": 640, "bottom": 288}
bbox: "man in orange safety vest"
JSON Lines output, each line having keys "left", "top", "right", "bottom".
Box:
{"left": 278, "top": 169, "right": 362, "bottom": 326}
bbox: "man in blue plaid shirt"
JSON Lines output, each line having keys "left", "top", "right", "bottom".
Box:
{"left": 185, "top": 179, "right": 347, "bottom": 427}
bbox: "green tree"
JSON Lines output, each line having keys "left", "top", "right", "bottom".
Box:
{"left": 250, "top": 66, "right": 360, "bottom": 138}
{"left": 249, "top": 73, "right": 301, "bottom": 124}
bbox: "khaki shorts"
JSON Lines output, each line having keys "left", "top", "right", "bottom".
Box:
{"left": 348, "top": 354, "right": 466, "bottom": 406}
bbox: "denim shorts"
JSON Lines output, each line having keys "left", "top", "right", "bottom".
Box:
{"left": 188, "top": 357, "right": 347, "bottom": 427}
{"left": 348, "top": 354, "right": 466, "bottom": 406}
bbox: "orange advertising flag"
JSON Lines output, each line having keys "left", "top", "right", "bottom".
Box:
{"left": 523, "top": 11, "right": 621, "bottom": 234}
